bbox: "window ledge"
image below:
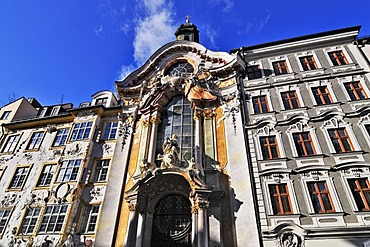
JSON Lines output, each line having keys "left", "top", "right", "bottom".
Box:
{"left": 301, "top": 68, "right": 325, "bottom": 78}
{"left": 331, "top": 63, "right": 357, "bottom": 73}
{"left": 268, "top": 214, "right": 301, "bottom": 226}
{"left": 332, "top": 151, "right": 365, "bottom": 166}
{"left": 309, "top": 212, "right": 346, "bottom": 227}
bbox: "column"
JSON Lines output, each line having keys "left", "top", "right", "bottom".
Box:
{"left": 191, "top": 188, "right": 211, "bottom": 247}
{"left": 194, "top": 109, "right": 203, "bottom": 167}
{"left": 124, "top": 202, "right": 140, "bottom": 247}
{"left": 147, "top": 115, "right": 161, "bottom": 164}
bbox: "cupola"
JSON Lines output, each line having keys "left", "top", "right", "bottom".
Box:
{"left": 174, "top": 16, "right": 200, "bottom": 43}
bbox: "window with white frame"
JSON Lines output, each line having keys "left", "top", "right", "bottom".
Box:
{"left": 272, "top": 60, "right": 290, "bottom": 75}
{"left": 276, "top": 85, "right": 304, "bottom": 111}
{"left": 38, "top": 204, "right": 68, "bottom": 233}
{"left": 1, "top": 134, "right": 20, "bottom": 153}
{"left": 300, "top": 170, "right": 343, "bottom": 214}
{"left": 347, "top": 178, "right": 370, "bottom": 211}
{"left": 268, "top": 183, "right": 293, "bottom": 214}
{"left": 0, "top": 209, "right": 11, "bottom": 236}
{"left": 1, "top": 111, "right": 11, "bottom": 120}
{"left": 307, "top": 80, "right": 337, "bottom": 106}
{"left": 246, "top": 65, "right": 263, "bottom": 80}
{"left": 26, "top": 131, "right": 44, "bottom": 150}
{"left": 8, "top": 166, "right": 31, "bottom": 189}
{"left": 293, "top": 132, "right": 316, "bottom": 156}
{"left": 36, "top": 164, "right": 57, "bottom": 187}
{"left": 70, "top": 122, "right": 93, "bottom": 141}
{"left": 81, "top": 205, "right": 100, "bottom": 233}
{"left": 321, "top": 116, "right": 361, "bottom": 154}
{"left": 328, "top": 50, "right": 349, "bottom": 66}
{"left": 52, "top": 128, "right": 69, "bottom": 147}
{"left": 344, "top": 81, "right": 368, "bottom": 101}
{"left": 56, "top": 159, "right": 82, "bottom": 182}
{"left": 96, "top": 97, "right": 108, "bottom": 106}
{"left": 92, "top": 160, "right": 110, "bottom": 182}
{"left": 20, "top": 207, "right": 41, "bottom": 235}
{"left": 255, "top": 124, "right": 286, "bottom": 161}
{"left": 299, "top": 55, "right": 318, "bottom": 71}
{"left": 252, "top": 95, "right": 270, "bottom": 114}
{"left": 102, "top": 122, "right": 118, "bottom": 140}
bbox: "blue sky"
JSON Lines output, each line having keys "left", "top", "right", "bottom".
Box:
{"left": 0, "top": 0, "right": 369, "bottom": 107}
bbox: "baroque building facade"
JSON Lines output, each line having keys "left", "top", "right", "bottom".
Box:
{"left": 0, "top": 21, "right": 370, "bottom": 247}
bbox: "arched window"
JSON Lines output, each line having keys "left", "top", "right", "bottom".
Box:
{"left": 156, "top": 95, "right": 195, "bottom": 167}
{"left": 151, "top": 194, "right": 192, "bottom": 246}
{"left": 165, "top": 62, "right": 194, "bottom": 77}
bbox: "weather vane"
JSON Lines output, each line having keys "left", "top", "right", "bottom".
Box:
{"left": 186, "top": 15, "right": 191, "bottom": 23}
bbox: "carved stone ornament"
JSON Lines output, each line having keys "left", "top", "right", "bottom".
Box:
{"left": 102, "top": 143, "right": 112, "bottom": 155}
{"left": 276, "top": 231, "right": 304, "bottom": 247}
{"left": 0, "top": 193, "right": 20, "bottom": 208}
{"left": 118, "top": 112, "right": 132, "bottom": 150}
{"left": 157, "top": 134, "right": 181, "bottom": 168}
{"left": 90, "top": 187, "right": 103, "bottom": 200}
{"left": 219, "top": 94, "right": 240, "bottom": 135}
{"left": 185, "top": 157, "right": 206, "bottom": 188}
{"left": 65, "top": 143, "right": 83, "bottom": 157}
{"left": 47, "top": 124, "right": 58, "bottom": 133}
{"left": 21, "top": 190, "right": 47, "bottom": 209}
{"left": 139, "top": 158, "right": 157, "bottom": 179}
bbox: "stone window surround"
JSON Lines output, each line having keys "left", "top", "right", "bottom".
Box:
{"left": 248, "top": 89, "right": 274, "bottom": 115}
{"left": 306, "top": 80, "right": 338, "bottom": 106}
{"left": 338, "top": 75, "right": 370, "bottom": 102}
{"left": 269, "top": 56, "right": 294, "bottom": 76}
{"left": 324, "top": 46, "right": 353, "bottom": 67}
{"left": 275, "top": 84, "right": 305, "bottom": 111}
{"left": 246, "top": 60, "right": 266, "bottom": 79}
{"left": 295, "top": 50, "right": 323, "bottom": 71}
{"left": 254, "top": 123, "right": 286, "bottom": 161}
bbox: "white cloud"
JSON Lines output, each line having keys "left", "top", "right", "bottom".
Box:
{"left": 257, "top": 10, "right": 271, "bottom": 32}
{"left": 208, "top": 0, "right": 234, "bottom": 13}
{"left": 94, "top": 25, "right": 104, "bottom": 37}
{"left": 132, "top": 0, "right": 177, "bottom": 64}
{"left": 202, "top": 24, "right": 219, "bottom": 49}
{"left": 118, "top": 64, "right": 136, "bottom": 80}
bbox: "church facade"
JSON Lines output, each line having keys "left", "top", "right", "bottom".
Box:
{"left": 0, "top": 21, "right": 370, "bottom": 247}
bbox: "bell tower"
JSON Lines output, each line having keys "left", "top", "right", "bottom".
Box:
{"left": 174, "top": 16, "right": 200, "bottom": 43}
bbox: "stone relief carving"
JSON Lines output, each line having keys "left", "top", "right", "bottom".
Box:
{"left": 185, "top": 157, "right": 206, "bottom": 187}
{"left": 46, "top": 124, "right": 57, "bottom": 133}
{"left": 0, "top": 193, "right": 20, "bottom": 208}
{"left": 102, "top": 143, "right": 111, "bottom": 155}
{"left": 139, "top": 158, "right": 157, "bottom": 179}
{"left": 218, "top": 93, "right": 240, "bottom": 135}
{"left": 90, "top": 187, "right": 103, "bottom": 200}
{"left": 118, "top": 112, "right": 133, "bottom": 150}
{"left": 276, "top": 231, "right": 304, "bottom": 247}
{"left": 21, "top": 190, "right": 48, "bottom": 209}
{"left": 65, "top": 143, "right": 83, "bottom": 157}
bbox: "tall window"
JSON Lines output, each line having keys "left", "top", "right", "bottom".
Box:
{"left": 259, "top": 136, "right": 280, "bottom": 159}
{"left": 328, "top": 50, "right": 348, "bottom": 66}
{"left": 307, "top": 181, "right": 335, "bottom": 213}
{"left": 8, "top": 166, "right": 30, "bottom": 189}
{"left": 299, "top": 56, "right": 318, "bottom": 71}
{"left": 344, "top": 82, "right": 368, "bottom": 101}
{"left": 1, "top": 111, "right": 11, "bottom": 120}
{"left": 38, "top": 205, "right": 68, "bottom": 233}
{"left": 1, "top": 134, "right": 20, "bottom": 153}
{"left": 348, "top": 178, "right": 370, "bottom": 211}
{"left": 0, "top": 209, "right": 11, "bottom": 236}
{"left": 70, "top": 122, "right": 93, "bottom": 141}
{"left": 247, "top": 65, "right": 262, "bottom": 80}
{"left": 293, "top": 132, "right": 315, "bottom": 156}
{"left": 102, "top": 122, "right": 118, "bottom": 140}
{"left": 26, "top": 131, "right": 44, "bottom": 150}
{"left": 81, "top": 205, "right": 100, "bottom": 233}
{"left": 312, "top": 86, "right": 333, "bottom": 105}
{"left": 272, "top": 61, "right": 289, "bottom": 75}
{"left": 252, "top": 96, "right": 270, "bottom": 114}
{"left": 36, "top": 164, "right": 56, "bottom": 187}
{"left": 269, "top": 184, "right": 293, "bottom": 214}
{"left": 328, "top": 128, "right": 354, "bottom": 153}
{"left": 281, "top": 91, "right": 300, "bottom": 110}
{"left": 56, "top": 160, "right": 81, "bottom": 182}
{"left": 93, "top": 160, "right": 110, "bottom": 182}
{"left": 52, "top": 128, "right": 69, "bottom": 147}
{"left": 20, "top": 208, "right": 41, "bottom": 235}
{"left": 156, "top": 96, "right": 194, "bottom": 165}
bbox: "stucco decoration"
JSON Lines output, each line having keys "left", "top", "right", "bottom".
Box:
{"left": 218, "top": 92, "right": 240, "bottom": 135}
{"left": 157, "top": 134, "right": 181, "bottom": 168}
{"left": 0, "top": 193, "right": 20, "bottom": 208}
{"left": 139, "top": 158, "right": 157, "bottom": 179}
{"left": 77, "top": 110, "right": 95, "bottom": 118}
{"left": 47, "top": 183, "right": 77, "bottom": 204}
{"left": 102, "top": 143, "right": 112, "bottom": 155}
{"left": 65, "top": 143, "right": 83, "bottom": 157}
{"left": 90, "top": 186, "right": 105, "bottom": 201}
{"left": 46, "top": 124, "right": 57, "bottom": 133}
{"left": 276, "top": 231, "right": 304, "bottom": 247}
{"left": 21, "top": 190, "right": 48, "bottom": 209}
{"left": 185, "top": 157, "right": 206, "bottom": 187}
{"left": 32, "top": 235, "right": 61, "bottom": 247}
{"left": 118, "top": 112, "right": 133, "bottom": 150}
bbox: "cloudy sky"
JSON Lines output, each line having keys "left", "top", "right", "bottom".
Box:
{"left": 0, "top": 0, "right": 369, "bottom": 107}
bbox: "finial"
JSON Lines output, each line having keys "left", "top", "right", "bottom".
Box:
{"left": 185, "top": 15, "right": 191, "bottom": 23}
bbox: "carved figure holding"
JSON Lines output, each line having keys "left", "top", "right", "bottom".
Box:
{"left": 158, "top": 134, "right": 181, "bottom": 168}
{"left": 279, "top": 232, "right": 301, "bottom": 247}
{"left": 185, "top": 157, "right": 206, "bottom": 187}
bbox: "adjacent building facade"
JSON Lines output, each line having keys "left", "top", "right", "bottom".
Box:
{"left": 0, "top": 21, "right": 370, "bottom": 247}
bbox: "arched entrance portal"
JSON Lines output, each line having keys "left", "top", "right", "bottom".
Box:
{"left": 151, "top": 194, "right": 192, "bottom": 247}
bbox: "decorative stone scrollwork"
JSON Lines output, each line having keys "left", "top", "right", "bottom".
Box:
{"left": 90, "top": 187, "right": 103, "bottom": 200}
{"left": 193, "top": 109, "right": 203, "bottom": 120}
{"left": 185, "top": 157, "right": 206, "bottom": 188}
{"left": 21, "top": 190, "right": 47, "bottom": 209}
{"left": 0, "top": 193, "right": 20, "bottom": 208}
{"left": 276, "top": 231, "right": 304, "bottom": 247}
{"left": 65, "top": 143, "right": 82, "bottom": 157}
{"left": 197, "top": 200, "right": 210, "bottom": 209}
{"left": 219, "top": 93, "right": 240, "bottom": 135}
{"left": 118, "top": 112, "right": 132, "bottom": 150}
{"left": 203, "top": 109, "right": 215, "bottom": 119}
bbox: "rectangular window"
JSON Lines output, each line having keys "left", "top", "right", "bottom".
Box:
{"left": 36, "top": 164, "right": 57, "bottom": 187}
{"left": 259, "top": 136, "right": 280, "bottom": 159}
{"left": 26, "top": 131, "right": 44, "bottom": 150}
{"left": 1, "top": 134, "right": 20, "bottom": 153}
{"left": 93, "top": 160, "right": 110, "bottom": 182}
{"left": 252, "top": 96, "right": 270, "bottom": 114}
{"left": 81, "top": 205, "right": 100, "bottom": 233}
{"left": 0, "top": 209, "right": 11, "bottom": 235}
{"left": 52, "top": 128, "right": 70, "bottom": 147}
{"left": 38, "top": 205, "right": 68, "bottom": 233}
{"left": 281, "top": 91, "right": 300, "bottom": 110}
{"left": 246, "top": 65, "right": 262, "bottom": 80}
{"left": 272, "top": 61, "right": 289, "bottom": 75}
{"left": 348, "top": 178, "right": 370, "bottom": 211}
{"left": 102, "top": 122, "right": 118, "bottom": 140}
{"left": 96, "top": 97, "right": 108, "bottom": 106}
{"left": 328, "top": 50, "right": 348, "bottom": 66}
{"left": 293, "top": 132, "right": 316, "bottom": 156}
{"left": 269, "top": 184, "right": 293, "bottom": 214}
{"left": 20, "top": 208, "right": 41, "bottom": 235}
{"left": 8, "top": 166, "right": 30, "bottom": 189}
{"left": 344, "top": 82, "right": 368, "bottom": 101}
{"left": 1, "top": 111, "right": 11, "bottom": 120}
{"left": 307, "top": 181, "right": 335, "bottom": 213}
{"left": 70, "top": 122, "right": 93, "bottom": 141}
{"left": 328, "top": 128, "right": 354, "bottom": 153}
{"left": 312, "top": 86, "right": 333, "bottom": 105}
{"left": 299, "top": 56, "right": 318, "bottom": 71}
{"left": 56, "top": 160, "right": 81, "bottom": 182}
